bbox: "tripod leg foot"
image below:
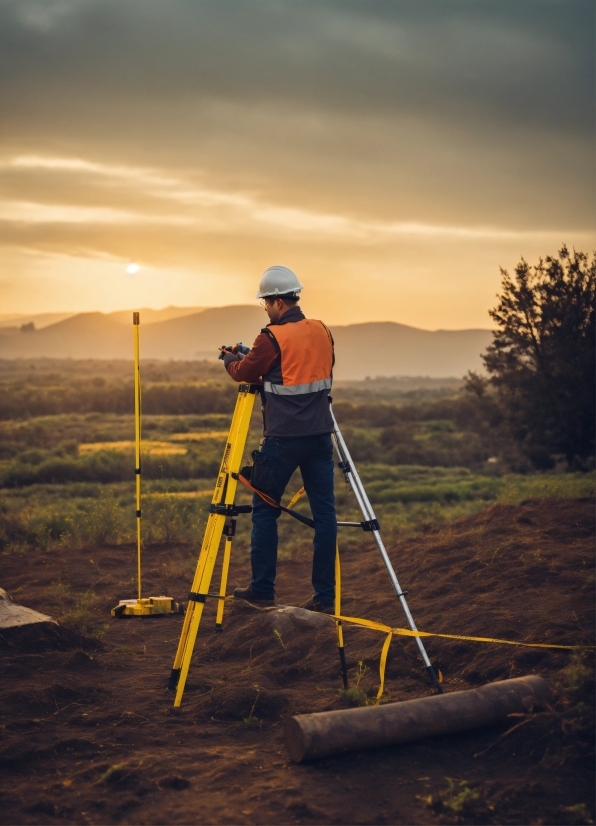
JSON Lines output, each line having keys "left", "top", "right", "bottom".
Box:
{"left": 426, "top": 664, "right": 443, "bottom": 694}
{"left": 338, "top": 645, "right": 348, "bottom": 689}
{"left": 168, "top": 668, "right": 181, "bottom": 691}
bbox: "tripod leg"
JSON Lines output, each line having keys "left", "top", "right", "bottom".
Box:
{"left": 169, "top": 511, "right": 223, "bottom": 689}
{"left": 215, "top": 521, "right": 235, "bottom": 631}
{"left": 335, "top": 544, "right": 348, "bottom": 689}
{"left": 169, "top": 383, "right": 258, "bottom": 707}
{"left": 331, "top": 410, "right": 443, "bottom": 694}
{"left": 174, "top": 598, "right": 207, "bottom": 707}
{"left": 169, "top": 512, "right": 225, "bottom": 695}
{"left": 169, "top": 602, "right": 193, "bottom": 690}
{"left": 174, "top": 518, "right": 228, "bottom": 707}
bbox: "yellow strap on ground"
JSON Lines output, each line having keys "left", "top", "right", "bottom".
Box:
{"left": 375, "top": 632, "right": 393, "bottom": 704}
{"left": 393, "top": 628, "right": 593, "bottom": 650}
{"left": 334, "top": 543, "right": 344, "bottom": 648}
{"left": 335, "top": 613, "right": 593, "bottom": 651}
{"left": 334, "top": 542, "right": 341, "bottom": 617}
{"left": 331, "top": 612, "right": 593, "bottom": 701}
{"left": 287, "top": 487, "right": 306, "bottom": 509}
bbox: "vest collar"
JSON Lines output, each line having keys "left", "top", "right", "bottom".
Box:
{"left": 268, "top": 305, "right": 305, "bottom": 326}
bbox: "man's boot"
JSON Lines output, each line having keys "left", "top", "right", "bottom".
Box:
{"left": 301, "top": 595, "right": 334, "bottom": 615}
{"left": 233, "top": 586, "right": 275, "bottom": 607}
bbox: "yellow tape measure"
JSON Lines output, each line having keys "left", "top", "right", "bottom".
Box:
{"left": 331, "top": 613, "right": 594, "bottom": 703}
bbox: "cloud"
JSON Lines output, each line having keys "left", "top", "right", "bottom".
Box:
{"left": 1, "top": 154, "right": 589, "bottom": 245}
{"left": 0, "top": 1, "right": 591, "bottom": 228}
{"left": 0, "top": 1, "right": 593, "bottom": 325}
{"left": 0, "top": 200, "right": 192, "bottom": 226}
{"left": 3, "top": 1, "right": 591, "bottom": 130}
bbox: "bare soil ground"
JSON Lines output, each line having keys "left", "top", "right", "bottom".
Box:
{"left": 0, "top": 498, "right": 594, "bottom": 825}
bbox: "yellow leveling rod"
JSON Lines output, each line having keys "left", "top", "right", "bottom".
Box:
{"left": 133, "top": 311, "right": 142, "bottom": 600}
{"left": 110, "top": 314, "right": 180, "bottom": 619}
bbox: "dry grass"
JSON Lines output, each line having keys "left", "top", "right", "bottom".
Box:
{"left": 79, "top": 441, "right": 188, "bottom": 456}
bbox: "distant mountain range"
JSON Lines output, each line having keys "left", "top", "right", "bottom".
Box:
{"left": 0, "top": 312, "right": 75, "bottom": 329}
{"left": 0, "top": 305, "right": 492, "bottom": 379}
{"left": 0, "top": 306, "right": 205, "bottom": 329}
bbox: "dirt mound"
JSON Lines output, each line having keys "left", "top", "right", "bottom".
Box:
{"left": 0, "top": 498, "right": 593, "bottom": 824}
{"left": 0, "top": 587, "right": 103, "bottom": 654}
{"left": 0, "top": 621, "right": 102, "bottom": 655}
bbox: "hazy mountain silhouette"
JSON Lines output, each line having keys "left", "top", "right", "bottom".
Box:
{"left": 0, "top": 306, "right": 266, "bottom": 362}
{"left": 0, "top": 305, "right": 492, "bottom": 378}
{"left": 0, "top": 312, "right": 75, "bottom": 329}
{"left": 330, "top": 322, "right": 492, "bottom": 379}
{"left": 0, "top": 306, "right": 207, "bottom": 331}
{"left": 107, "top": 306, "right": 206, "bottom": 324}
{"left": 0, "top": 313, "right": 131, "bottom": 359}
{"left": 140, "top": 306, "right": 266, "bottom": 360}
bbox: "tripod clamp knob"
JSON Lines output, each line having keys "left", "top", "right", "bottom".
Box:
{"left": 208, "top": 503, "right": 253, "bottom": 516}
{"left": 360, "top": 518, "right": 380, "bottom": 532}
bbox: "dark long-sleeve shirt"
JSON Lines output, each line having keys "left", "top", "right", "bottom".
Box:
{"left": 226, "top": 306, "right": 307, "bottom": 383}
{"left": 226, "top": 331, "right": 277, "bottom": 384}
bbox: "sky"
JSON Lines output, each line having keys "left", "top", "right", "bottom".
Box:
{"left": 0, "top": 0, "right": 593, "bottom": 329}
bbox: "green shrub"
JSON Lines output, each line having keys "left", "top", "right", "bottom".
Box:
{"left": 142, "top": 495, "right": 199, "bottom": 543}
{"left": 442, "top": 779, "right": 481, "bottom": 815}
{"left": 62, "top": 489, "right": 130, "bottom": 547}
{"left": 0, "top": 374, "right": 237, "bottom": 419}
{"left": 48, "top": 581, "right": 107, "bottom": 638}
{"left": 0, "top": 506, "right": 35, "bottom": 551}
{"left": 0, "top": 447, "right": 223, "bottom": 489}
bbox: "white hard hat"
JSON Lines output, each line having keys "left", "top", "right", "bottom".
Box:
{"left": 255, "top": 265, "right": 303, "bottom": 299}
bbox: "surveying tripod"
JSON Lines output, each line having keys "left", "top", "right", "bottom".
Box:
{"left": 168, "top": 383, "right": 442, "bottom": 707}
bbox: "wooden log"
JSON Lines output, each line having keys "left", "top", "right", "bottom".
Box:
{"left": 284, "top": 675, "right": 552, "bottom": 762}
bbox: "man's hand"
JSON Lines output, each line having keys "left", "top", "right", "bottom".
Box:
{"left": 219, "top": 342, "right": 250, "bottom": 363}
{"left": 223, "top": 351, "right": 243, "bottom": 368}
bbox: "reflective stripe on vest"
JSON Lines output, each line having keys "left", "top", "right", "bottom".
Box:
{"left": 263, "top": 377, "right": 332, "bottom": 395}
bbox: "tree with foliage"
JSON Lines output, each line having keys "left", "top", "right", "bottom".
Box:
{"left": 469, "top": 246, "right": 595, "bottom": 469}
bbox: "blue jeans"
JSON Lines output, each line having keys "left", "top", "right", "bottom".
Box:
{"left": 250, "top": 434, "right": 337, "bottom": 603}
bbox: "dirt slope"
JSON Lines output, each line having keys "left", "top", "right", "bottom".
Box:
{"left": 0, "top": 498, "right": 593, "bottom": 825}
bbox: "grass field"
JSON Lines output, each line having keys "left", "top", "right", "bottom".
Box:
{"left": 1, "top": 366, "right": 593, "bottom": 563}
{"left": 1, "top": 447, "right": 593, "bottom": 559}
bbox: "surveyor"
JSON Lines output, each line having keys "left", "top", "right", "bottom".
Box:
{"left": 221, "top": 265, "right": 337, "bottom": 614}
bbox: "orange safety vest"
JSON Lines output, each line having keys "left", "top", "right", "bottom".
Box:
{"left": 264, "top": 319, "right": 333, "bottom": 395}
{"left": 262, "top": 317, "right": 334, "bottom": 437}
